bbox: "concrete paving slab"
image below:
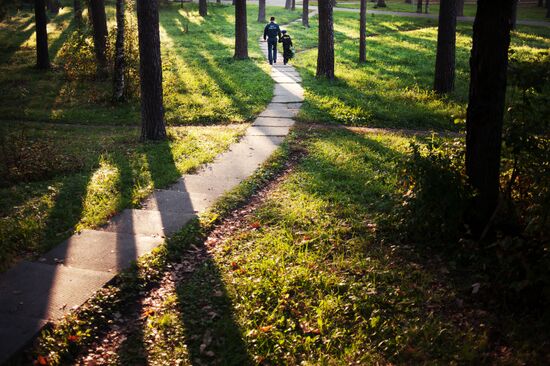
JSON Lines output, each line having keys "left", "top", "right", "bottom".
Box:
{"left": 103, "top": 209, "right": 196, "bottom": 237}
{"left": 252, "top": 117, "right": 295, "bottom": 127}
{"left": 260, "top": 108, "right": 299, "bottom": 118}
{"left": 246, "top": 126, "right": 291, "bottom": 136}
{"left": 272, "top": 70, "right": 301, "bottom": 78}
{"left": 0, "top": 315, "right": 48, "bottom": 365}
{"left": 41, "top": 230, "right": 163, "bottom": 272}
{"left": 169, "top": 175, "right": 242, "bottom": 196}
{"left": 0, "top": 261, "right": 112, "bottom": 321}
{"left": 141, "top": 189, "right": 212, "bottom": 213}
{"left": 274, "top": 84, "right": 304, "bottom": 99}
{"left": 273, "top": 76, "right": 302, "bottom": 83}
{"left": 272, "top": 94, "right": 304, "bottom": 103}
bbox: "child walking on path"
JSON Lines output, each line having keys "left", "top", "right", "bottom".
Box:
{"left": 279, "top": 30, "right": 294, "bottom": 65}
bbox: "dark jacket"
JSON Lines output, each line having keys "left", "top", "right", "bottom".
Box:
{"left": 264, "top": 22, "right": 281, "bottom": 41}
{"left": 279, "top": 34, "right": 293, "bottom": 58}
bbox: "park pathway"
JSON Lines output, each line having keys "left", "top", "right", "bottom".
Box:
{"left": 0, "top": 22, "right": 304, "bottom": 365}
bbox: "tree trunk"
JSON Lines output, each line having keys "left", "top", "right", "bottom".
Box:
{"left": 359, "top": 0, "right": 366, "bottom": 62}
{"left": 376, "top": 0, "right": 387, "bottom": 7}
{"left": 546, "top": 0, "right": 550, "bottom": 17}
{"left": 511, "top": 0, "right": 518, "bottom": 29}
{"left": 47, "top": 0, "right": 60, "bottom": 14}
{"left": 465, "top": 0, "right": 514, "bottom": 234}
{"left": 258, "top": 0, "right": 266, "bottom": 23}
{"left": 405, "top": 0, "right": 412, "bottom": 4}
{"left": 199, "top": 0, "right": 207, "bottom": 17}
{"left": 302, "top": 0, "right": 309, "bottom": 27}
{"left": 538, "top": 0, "right": 543, "bottom": 6}
{"left": 89, "top": 0, "right": 108, "bottom": 77}
{"left": 285, "top": 0, "right": 291, "bottom": 10}
{"left": 74, "top": 0, "right": 82, "bottom": 21}
{"left": 434, "top": 0, "right": 456, "bottom": 94}
{"left": 292, "top": 0, "right": 296, "bottom": 11}
{"left": 113, "top": 0, "right": 125, "bottom": 102}
{"left": 416, "top": 0, "right": 422, "bottom": 13}
{"left": 316, "top": 0, "right": 334, "bottom": 79}
{"left": 234, "top": 0, "right": 248, "bottom": 59}
{"left": 137, "top": 0, "right": 166, "bottom": 141}
{"left": 35, "top": 0, "right": 50, "bottom": 69}
{"left": 456, "top": 0, "right": 464, "bottom": 16}
{"left": 424, "top": 0, "right": 429, "bottom": 13}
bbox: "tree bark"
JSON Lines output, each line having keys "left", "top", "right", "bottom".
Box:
{"left": 285, "top": 0, "right": 291, "bottom": 10}
{"left": 47, "top": 0, "right": 60, "bottom": 14}
{"left": 416, "top": 0, "right": 422, "bottom": 13}
{"left": 376, "top": 0, "right": 387, "bottom": 7}
{"left": 74, "top": 0, "right": 82, "bottom": 21}
{"left": 199, "top": 0, "right": 207, "bottom": 17}
{"left": 511, "top": 0, "right": 518, "bottom": 28}
{"left": 538, "top": 0, "right": 543, "bottom": 6}
{"left": 546, "top": 0, "right": 550, "bottom": 17}
{"left": 258, "top": 0, "right": 266, "bottom": 23}
{"left": 316, "top": 0, "right": 335, "bottom": 79}
{"left": 456, "top": 0, "right": 464, "bottom": 16}
{"left": 89, "top": 0, "right": 108, "bottom": 77}
{"left": 35, "top": 0, "right": 50, "bottom": 69}
{"left": 424, "top": 0, "right": 430, "bottom": 13}
{"left": 302, "top": 0, "right": 309, "bottom": 27}
{"left": 292, "top": 0, "right": 296, "bottom": 11}
{"left": 137, "top": 0, "right": 166, "bottom": 141}
{"left": 234, "top": 0, "right": 248, "bottom": 59}
{"left": 465, "top": 0, "right": 514, "bottom": 234}
{"left": 359, "top": 0, "right": 366, "bottom": 62}
{"left": 113, "top": 0, "right": 125, "bottom": 102}
{"left": 405, "top": 0, "right": 412, "bottom": 3}
{"left": 434, "top": 0, "right": 456, "bottom": 93}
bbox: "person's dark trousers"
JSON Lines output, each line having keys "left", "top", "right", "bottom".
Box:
{"left": 267, "top": 38, "right": 278, "bottom": 64}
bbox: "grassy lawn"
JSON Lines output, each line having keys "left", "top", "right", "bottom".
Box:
{"left": 0, "top": 2, "right": 299, "bottom": 125}
{"left": 69, "top": 127, "right": 549, "bottom": 365}
{"left": 0, "top": 121, "right": 247, "bottom": 270}
{"left": 283, "top": 11, "right": 550, "bottom": 129}
{"left": 302, "top": 0, "right": 550, "bottom": 22}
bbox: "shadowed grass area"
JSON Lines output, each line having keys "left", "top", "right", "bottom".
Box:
{"left": 0, "top": 3, "right": 299, "bottom": 125}
{"left": 0, "top": 121, "right": 247, "bottom": 271}
{"left": 283, "top": 11, "right": 549, "bottom": 129}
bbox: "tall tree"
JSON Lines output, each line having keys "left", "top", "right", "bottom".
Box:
{"left": 292, "top": 0, "right": 296, "bottom": 11}
{"left": 405, "top": 0, "right": 412, "bottom": 3}
{"left": 113, "top": 0, "right": 125, "bottom": 102}
{"left": 465, "top": 0, "right": 514, "bottom": 233}
{"left": 285, "top": 0, "right": 291, "bottom": 10}
{"left": 424, "top": 0, "right": 429, "bottom": 13}
{"left": 35, "top": 0, "right": 50, "bottom": 69}
{"left": 316, "top": 0, "right": 334, "bottom": 79}
{"left": 416, "top": 0, "right": 422, "bottom": 13}
{"left": 258, "top": 0, "right": 266, "bottom": 23}
{"left": 199, "top": 0, "right": 207, "bottom": 17}
{"left": 137, "top": 0, "right": 166, "bottom": 141}
{"left": 434, "top": 0, "right": 456, "bottom": 93}
{"left": 302, "top": 0, "right": 309, "bottom": 27}
{"left": 376, "top": 0, "right": 386, "bottom": 7}
{"left": 546, "top": 0, "right": 550, "bottom": 17}
{"left": 89, "top": 0, "right": 108, "bottom": 76}
{"left": 359, "top": 0, "right": 366, "bottom": 62}
{"left": 456, "top": 0, "right": 464, "bottom": 16}
{"left": 234, "top": 0, "right": 248, "bottom": 59}
{"left": 47, "top": 0, "right": 60, "bottom": 14}
{"left": 74, "top": 0, "right": 82, "bottom": 21}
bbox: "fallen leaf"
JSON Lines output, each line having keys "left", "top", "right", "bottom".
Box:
{"left": 37, "top": 355, "right": 48, "bottom": 365}
{"left": 259, "top": 325, "right": 273, "bottom": 332}
{"left": 250, "top": 221, "right": 261, "bottom": 229}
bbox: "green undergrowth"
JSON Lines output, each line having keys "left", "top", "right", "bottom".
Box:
{"left": 0, "top": 3, "right": 298, "bottom": 125}
{"left": 19, "top": 132, "right": 298, "bottom": 366}
{"left": 285, "top": 11, "right": 549, "bottom": 130}
{"left": 0, "top": 121, "right": 246, "bottom": 271}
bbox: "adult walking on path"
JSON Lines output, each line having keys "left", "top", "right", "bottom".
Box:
{"left": 264, "top": 16, "right": 281, "bottom": 65}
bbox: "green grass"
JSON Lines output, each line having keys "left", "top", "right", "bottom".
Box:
{"left": 0, "top": 2, "right": 299, "bottom": 125}
{"left": 94, "top": 127, "right": 549, "bottom": 365}
{"left": 304, "top": 0, "right": 550, "bottom": 22}
{"left": 0, "top": 121, "right": 247, "bottom": 270}
{"left": 283, "top": 11, "right": 550, "bottom": 129}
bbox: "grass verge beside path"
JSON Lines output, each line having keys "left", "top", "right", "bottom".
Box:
{"left": 0, "top": 3, "right": 298, "bottom": 125}
{"left": 284, "top": 11, "right": 550, "bottom": 130}
{"left": 53, "top": 127, "right": 550, "bottom": 365}
{"left": 0, "top": 122, "right": 247, "bottom": 271}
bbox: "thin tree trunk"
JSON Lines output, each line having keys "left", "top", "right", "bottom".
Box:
{"left": 302, "top": 0, "right": 309, "bottom": 27}
{"left": 359, "top": 0, "right": 366, "bottom": 62}
{"left": 113, "top": 0, "right": 125, "bottom": 102}
{"left": 89, "top": 0, "right": 108, "bottom": 77}
{"left": 465, "top": 0, "right": 514, "bottom": 234}
{"left": 137, "top": 0, "right": 166, "bottom": 141}
{"left": 258, "top": 0, "right": 266, "bottom": 23}
{"left": 35, "top": 0, "right": 50, "bottom": 69}
{"left": 285, "top": 0, "right": 291, "bottom": 10}
{"left": 511, "top": 0, "right": 518, "bottom": 28}
{"left": 456, "top": 0, "right": 464, "bottom": 16}
{"left": 434, "top": 0, "right": 456, "bottom": 94}
{"left": 546, "top": 0, "right": 550, "bottom": 17}
{"left": 316, "top": 0, "right": 334, "bottom": 79}
{"left": 416, "top": 0, "right": 422, "bottom": 13}
{"left": 376, "top": 0, "right": 387, "bottom": 7}
{"left": 47, "top": 0, "right": 60, "bottom": 14}
{"left": 74, "top": 0, "right": 82, "bottom": 21}
{"left": 424, "top": 0, "right": 429, "bottom": 13}
{"left": 234, "top": 0, "right": 248, "bottom": 59}
{"left": 405, "top": 0, "right": 412, "bottom": 3}
{"left": 292, "top": 0, "right": 296, "bottom": 11}
{"left": 538, "top": 0, "right": 543, "bottom": 6}
{"left": 199, "top": 0, "right": 207, "bottom": 17}
{"left": 217, "top": 0, "right": 221, "bottom": 3}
